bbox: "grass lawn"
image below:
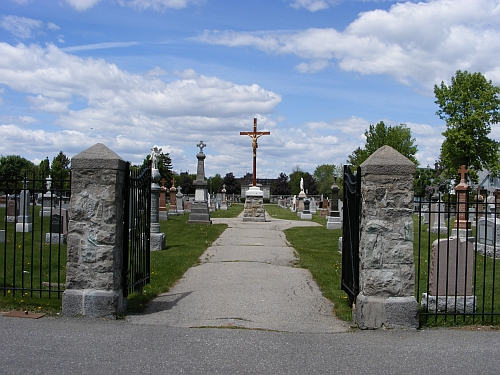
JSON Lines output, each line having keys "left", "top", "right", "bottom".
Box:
{"left": 0, "top": 206, "right": 66, "bottom": 315}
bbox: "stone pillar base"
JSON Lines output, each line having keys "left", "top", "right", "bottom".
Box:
{"left": 62, "top": 289, "right": 126, "bottom": 319}
{"left": 243, "top": 188, "right": 266, "bottom": 222}
{"left": 355, "top": 294, "right": 418, "bottom": 330}
{"left": 151, "top": 232, "right": 166, "bottom": 250}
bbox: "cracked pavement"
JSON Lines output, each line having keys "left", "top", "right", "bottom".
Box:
{"left": 127, "top": 213, "right": 348, "bottom": 333}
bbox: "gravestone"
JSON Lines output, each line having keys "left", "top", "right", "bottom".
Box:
{"left": 184, "top": 199, "right": 192, "bottom": 213}
{"left": 176, "top": 186, "right": 185, "bottom": 214}
{"left": 309, "top": 198, "right": 317, "bottom": 214}
{"left": 6, "top": 199, "right": 18, "bottom": 222}
{"left": 168, "top": 179, "right": 178, "bottom": 217}
{"left": 290, "top": 195, "right": 296, "bottom": 213}
{"left": 301, "top": 199, "right": 312, "bottom": 220}
{"left": 0, "top": 230, "right": 4, "bottom": 243}
{"left": 327, "top": 178, "right": 341, "bottom": 230}
{"left": 150, "top": 146, "right": 166, "bottom": 250}
{"left": 40, "top": 176, "right": 53, "bottom": 217}
{"left": 220, "top": 185, "right": 228, "bottom": 210}
{"left": 45, "top": 208, "right": 69, "bottom": 244}
{"left": 422, "top": 236, "right": 475, "bottom": 313}
{"left": 159, "top": 178, "right": 168, "bottom": 220}
{"left": 429, "top": 198, "right": 447, "bottom": 234}
{"left": 16, "top": 180, "right": 33, "bottom": 232}
{"left": 476, "top": 201, "right": 500, "bottom": 258}
{"left": 0, "top": 195, "right": 6, "bottom": 208}
{"left": 188, "top": 142, "right": 211, "bottom": 224}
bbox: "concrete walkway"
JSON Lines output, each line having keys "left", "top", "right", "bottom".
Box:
{"left": 127, "top": 213, "right": 348, "bottom": 333}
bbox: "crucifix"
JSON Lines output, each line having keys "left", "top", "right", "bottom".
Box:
{"left": 240, "top": 118, "right": 270, "bottom": 187}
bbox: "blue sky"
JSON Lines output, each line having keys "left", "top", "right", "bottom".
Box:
{"left": 1, "top": 0, "right": 499, "bottom": 179}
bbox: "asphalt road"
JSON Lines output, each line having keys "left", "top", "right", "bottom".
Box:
{"left": 0, "top": 316, "right": 499, "bottom": 375}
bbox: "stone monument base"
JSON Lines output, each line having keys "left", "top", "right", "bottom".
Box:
{"left": 159, "top": 211, "right": 168, "bottom": 220}
{"left": 327, "top": 216, "right": 341, "bottom": 230}
{"left": 421, "top": 293, "right": 476, "bottom": 314}
{"left": 187, "top": 201, "right": 212, "bottom": 224}
{"left": 16, "top": 222, "right": 33, "bottom": 232}
{"left": 45, "top": 233, "right": 67, "bottom": 244}
{"left": 300, "top": 212, "right": 312, "bottom": 220}
{"left": 151, "top": 232, "right": 166, "bottom": 250}
{"left": 476, "top": 243, "right": 500, "bottom": 259}
{"left": 243, "top": 187, "right": 266, "bottom": 222}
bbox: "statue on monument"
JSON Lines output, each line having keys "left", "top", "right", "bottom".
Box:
{"left": 151, "top": 146, "right": 162, "bottom": 170}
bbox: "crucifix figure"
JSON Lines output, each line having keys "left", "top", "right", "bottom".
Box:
{"left": 240, "top": 118, "right": 270, "bottom": 187}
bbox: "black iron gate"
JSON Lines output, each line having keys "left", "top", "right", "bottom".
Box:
{"left": 341, "top": 165, "right": 361, "bottom": 306}
{"left": 122, "top": 162, "right": 151, "bottom": 297}
{"left": 1, "top": 171, "right": 70, "bottom": 299}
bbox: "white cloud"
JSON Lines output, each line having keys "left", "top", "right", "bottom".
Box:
{"left": 122, "top": 0, "right": 203, "bottom": 11}
{"left": 200, "top": 0, "right": 500, "bottom": 88}
{"left": 0, "top": 15, "right": 43, "bottom": 39}
{"left": 61, "top": 42, "right": 138, "bottom": 53}
{"left": 0, "top": 42, "right": 281, "bottom": 168}
{"left": 288, "top": 0, "right": 336, "bottom": 12}
{"left": 64, "top": 0, "right": 102, "bottom": 11}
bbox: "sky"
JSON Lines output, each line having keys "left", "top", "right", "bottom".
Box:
{"left": 1, "top": 0, "right": 500, "bottom": 179}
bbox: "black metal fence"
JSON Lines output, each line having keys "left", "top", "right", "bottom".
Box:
{"left": 341, "top": 165, "right": 361, "bottom": 307}
{"left": 0, "top": 172, "right": 70, "bottom": 299}
{"left": 122, "top": 162, "right": 151, "bottom": 297}
{"left": 415, "top": 192, "right": 500, "bottom": 325}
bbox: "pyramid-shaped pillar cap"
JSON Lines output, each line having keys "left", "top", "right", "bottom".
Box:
{"left": 72, "top": 143, "right": 126, "bottom": 170}
{"left": 360, "top": 145, "right": 415, "bottom": 176}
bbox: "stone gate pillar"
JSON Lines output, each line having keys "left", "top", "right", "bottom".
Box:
{"left": 355, "top": 145, "right": 418, "bottom": 329}
{"left": 62, "top": 143, "right": 127, "bottom": 318}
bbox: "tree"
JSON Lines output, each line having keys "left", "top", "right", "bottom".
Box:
{"left": 303, "top": 172, "right": 318, "bottom": 195}
{"left": 140, "top": 152, "right": 173, "bottom": 183}
{"left": 347, "top": 121, "right": 418, "bottom": 168}
{"left": 313, "top": 164, "right": 344, "bottom": 197}
{"left": 50, "top": 151, "right": 71, "bottom": 191}
{"left": 207, "top": 174, "right": 223, "bottom": 194}
{"left": 179, "top": 173, "right": 195, "bottom": 195}
{"left": 435, "top": 70, "right": 500, "bottom": 183}
{"left": 271, "top": 172, "right": 291, "bottom": 196}
{"left": 289, "top": 167, "right": 304, "bottom": 195}
{"left": 222, "top": 172, "right": 241, "bottom": 195}
{"left": 0, "top": 155, "right": 35, "bottom": 183}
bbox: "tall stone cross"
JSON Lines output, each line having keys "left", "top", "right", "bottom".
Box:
{"left": 240, "top": 118, "right": 270, "bottom": 187}
{"left": 458, "top": 164, "right": 468, "bottom": 184}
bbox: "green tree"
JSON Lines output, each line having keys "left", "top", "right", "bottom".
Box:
{"left": 179, "top": 173, "right": 195, "bottom": 195}
{"left": 207, "top": 173, "right": 223, "bottom": 194}
{"left": 313, "top": 164, "right": 344, "bottom": 197}
{"left": 271, "top": 172, "right": 291, "bottom": 196}
{"left": 51, "top": 151, "right": 71, "bottom": 191}
{"left": 0, "top": 155, "right": 35, "bottom": 183}
{"left": 222, "top": 172, "right": 241, "bottom": 195}
{"left": 347, "top": 121, "right": 418, "bottom": 168}
{"left": 435, "top": 70, "right": 500, "bottom": 182}
{"left": 289, "top": 167, "right": 304, "bottom": 195}
{"left": 141, "top": 152, "right": 173, "bottom": 183}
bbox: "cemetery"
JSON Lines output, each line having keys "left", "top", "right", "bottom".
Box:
{"left": 1, "top": 128, "right": 500, "bottom": 327}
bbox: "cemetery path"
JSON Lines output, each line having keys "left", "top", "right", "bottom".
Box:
{"left": 127, "top": 214, "right": 349, "bottom": 333}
